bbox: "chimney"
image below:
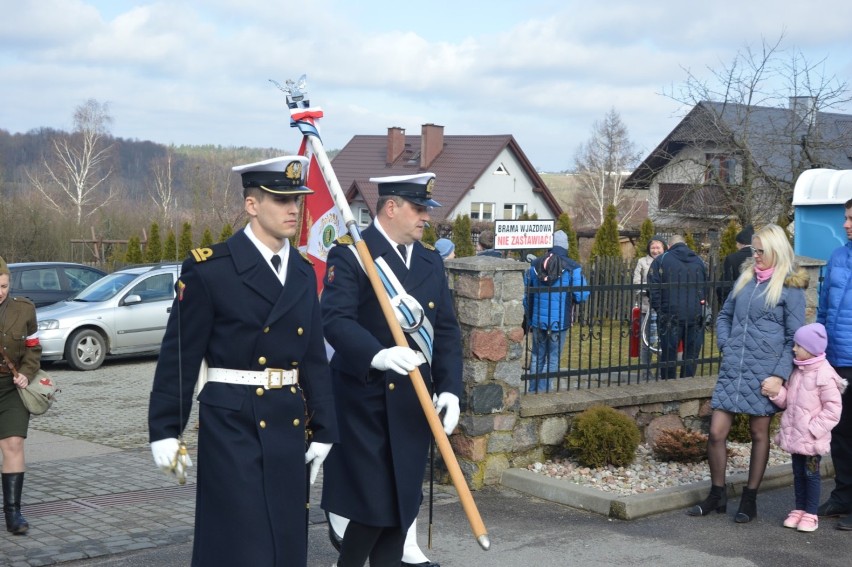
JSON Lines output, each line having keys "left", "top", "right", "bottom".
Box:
{"left": 387, "top": 127, "right": 406, "bottom": 164}
{"left": 420, "top": 123, "right": 444, "bottom": 169}
{"left": 790, "top": 96, "right": 817, "bottom": 129}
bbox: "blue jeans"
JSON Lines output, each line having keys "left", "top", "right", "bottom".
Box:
{"left": 529, "top": 327, "right": 565, "bottom": 392}
{"left": 792, "top": 454, "right": 822, "bottom": 514}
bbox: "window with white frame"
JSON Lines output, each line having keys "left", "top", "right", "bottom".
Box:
{"left": 470, "top": 202, "right": 494, "bottom": 220}
{"left": 503, "top": 203, "right": 527, "bottom": 219}
{"left": 358, "top": 207, "right": 372, "bottom": 226}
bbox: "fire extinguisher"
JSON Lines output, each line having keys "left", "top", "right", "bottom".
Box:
{"left": 629, "top": 305, "right": 641, "bottom": 357}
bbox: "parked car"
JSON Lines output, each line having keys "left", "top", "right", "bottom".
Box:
{"left": 36, "top": 263, "right": 181, "bottom": 370}
{"left": 9, "top": 262, "right": 107, "bottom": 307}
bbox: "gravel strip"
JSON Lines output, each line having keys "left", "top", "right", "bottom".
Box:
{"left": 528, "top": 443, "right": 792, "bottom": 496}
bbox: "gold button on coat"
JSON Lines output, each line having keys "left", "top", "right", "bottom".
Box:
{"left": 297, "top": 327, "right": 304, "bottom": 335}
{"left": 388, "top": 383, "right": 395, "bottom": 391}
{"left": 293, "top": 419, "right": 300, "bottom": 427}
{"left": 290, "top": 386, "right": 297, "bottom": 394}
{"left": 258, "top": 356, "right": 267, "bottom": 365}
{"left": 256, "top": 388, "right": 264, "bottom": 396}
{"left": 428, "top": 301, "right": 435, "bottom": 308}
{"left": 292, "top": 361, "right": 299, "bottom": 367}
{"left": 259, "top": 420, "right": 267, "bottom": 429}
{"left": 263, "top": 326, "right": 270, "bottom": 333}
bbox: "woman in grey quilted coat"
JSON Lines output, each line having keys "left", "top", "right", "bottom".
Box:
{"left": 688, "top": 224, "right": 807, "bottom": 523}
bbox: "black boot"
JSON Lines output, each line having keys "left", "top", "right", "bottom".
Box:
{"left": 687, "top": 484, "right": 727, "bottom": 516}
{"left": 2, "top": 472, "right": 29, "bottom": 535}
{"left": 734, "top": 487, "right": 758, "bottom": 523}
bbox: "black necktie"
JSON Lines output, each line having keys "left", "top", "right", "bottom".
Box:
{"left": 397, "top": 244, "right": 407, "bottom": 262}
{"left": 271, "top": 255, "right": 281, "bottom": 273}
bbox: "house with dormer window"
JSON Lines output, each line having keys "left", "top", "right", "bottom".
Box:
{"left": 623, "top": 99, "right": 852, "bottom": 230}
{"left": 329, "top": 124, "right": 562, "bottom": 227}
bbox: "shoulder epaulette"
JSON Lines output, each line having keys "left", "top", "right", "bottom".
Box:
{"left": 334, "top": 235, "right": 354, "bottom": 246}
{"left": 299, "top": 251, "right": 314, "bottom": 265}
{"left": 421, "top": 242, "right": 436, "bottom": 251}
{"left": 189, "top": 242, "right": 230, "bottom": 263}
{"left": 11, "top": 296, "right": 34, "bottom": 307}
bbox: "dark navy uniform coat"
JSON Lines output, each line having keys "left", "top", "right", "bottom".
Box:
{"left": 320, "top": 224, "right": 462, "bottom": 531}
{"left": 148, "top": 230, "right": 337, "bottom": 567}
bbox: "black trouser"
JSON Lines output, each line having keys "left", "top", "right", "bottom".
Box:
{"left": 658, "top": 316, "right": 704, "bottom": 380}
{"left": 337, "top": 521, "right": 406, "bottom": 567}
{"left": 828, "top": 366, "right": 852, "bottom": 507}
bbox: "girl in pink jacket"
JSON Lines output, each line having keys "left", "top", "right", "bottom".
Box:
{"left": 766, "top": 323, "right": 847, "bottom": 532}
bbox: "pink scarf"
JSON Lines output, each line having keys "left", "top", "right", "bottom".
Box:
{"left": 794, "top": 353, "right": 826, "bottom": 367}
{"left": 754, "top": 266, "right": 774, "bottom": 283}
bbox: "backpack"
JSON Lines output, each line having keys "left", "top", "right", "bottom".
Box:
{"left": 533, "top": 251, "right": 572, "bottom": 285}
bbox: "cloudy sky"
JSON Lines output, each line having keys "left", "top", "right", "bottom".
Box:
{"left": 2, "top": 0, "right": 850, "bottom": 172}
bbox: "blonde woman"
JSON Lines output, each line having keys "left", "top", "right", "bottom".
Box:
{"left": 688, "top": 224, "right": 807, "bottom": 522}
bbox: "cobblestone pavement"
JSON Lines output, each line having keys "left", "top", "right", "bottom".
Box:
{"left": 0, "top": 357, "right": 203, "bottom": 566}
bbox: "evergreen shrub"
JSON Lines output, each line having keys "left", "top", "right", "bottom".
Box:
{"left": 565, "top": 405, "right": 640, "bottom": 468}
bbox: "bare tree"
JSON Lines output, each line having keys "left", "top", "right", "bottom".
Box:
{"left": 27, "top": 99, "right": 116, "bottom": 226}
{"left": 573, "top": 108, "right": 644, "bottom": 227}
{"left": 186, "top": 151, "right": 245, "bottom": 230}
{"left": 150, "top": 145, "right": 178, "bottom": 227}
{"left": 660, "top": 34, "right": 852, "bottom": 226}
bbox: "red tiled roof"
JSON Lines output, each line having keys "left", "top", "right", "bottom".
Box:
{"left": 330, "top": 133, "right": 561, "bottom": 220}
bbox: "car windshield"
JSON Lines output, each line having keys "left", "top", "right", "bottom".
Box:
{"left": 73, "top": 272, "right": 141, "bottom": 302}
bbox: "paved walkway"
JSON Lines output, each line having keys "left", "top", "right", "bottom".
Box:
{"left": 1, "top": 357, "right": 851, "bottom": 566}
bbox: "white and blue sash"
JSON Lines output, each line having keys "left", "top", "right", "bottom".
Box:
{"left": 347, "top": 247, "right": 434, "bottom": 365}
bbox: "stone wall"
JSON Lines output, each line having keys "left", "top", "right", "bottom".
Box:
{"left": 443, "top": 254, "right": 825, "bottom": 490}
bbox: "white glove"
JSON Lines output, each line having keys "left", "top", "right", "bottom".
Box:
{"left": 371, "top": 346, "right": 422, "bottom": 374}
{"left": 304, "top": 442, "right": 333, "bottom": 485}
{"left": 435, "top": 392, "right": 460, "bottom": 436}
{"left": 150, "top": 437, "right": 193, "bottom": 476}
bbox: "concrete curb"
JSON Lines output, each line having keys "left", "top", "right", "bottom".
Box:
{"left": 501, "top": 458, "right": 835, "bottom": 520}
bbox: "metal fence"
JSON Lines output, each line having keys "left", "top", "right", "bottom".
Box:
{"left": 521, "top": 257, "right": 724, "bottom": 392}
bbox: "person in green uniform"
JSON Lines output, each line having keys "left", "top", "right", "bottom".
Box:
{"left": 0, "top": 256, "right": 42, "bottom": 535}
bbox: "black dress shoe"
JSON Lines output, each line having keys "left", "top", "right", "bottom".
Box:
{"left": 401, "top": 562, "right": 440, "bottom": 567}
{"left": 325, "top": 512, "right": 343, "bottom": 552}
{"left": 818, "top": 500, "right": 850, "bottom": 517}
{"left": 838, "top": 515, "right": 852, "bottom": 530}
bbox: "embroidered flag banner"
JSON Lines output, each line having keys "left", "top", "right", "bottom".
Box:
{"left": 294, "top": 115, "right": 346, "bottom": 295}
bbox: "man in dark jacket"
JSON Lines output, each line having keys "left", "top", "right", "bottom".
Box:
{"left": 148, "top": 156, "right": 338, "bottom": 567}
{"left": 648, "top": 234, "right": 707, "bottom": 379}
{"left": 716, "top": 225, "right": 753, "bottom": 304}
{"left": 476, "top": 229, "right": 502, "bottom": 258}
{"left": 321, "top": 172, "right": 462, "bottom": 566}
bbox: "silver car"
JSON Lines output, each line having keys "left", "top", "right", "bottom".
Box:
{"left": 36, "top": 264, "right": 181, "bottom": 370}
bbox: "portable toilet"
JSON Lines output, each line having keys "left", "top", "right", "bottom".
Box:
{"left": 793, "top": 169, "right": 852, "bottom": 261}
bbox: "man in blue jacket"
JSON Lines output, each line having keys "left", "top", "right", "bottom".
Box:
{"left": 648, "top": 234, "right": 707, "bottom": 380}
{"left": 524, "top": 230, "right": 589, "bottom": 393}
{"left": 817, "top": 198, "right": 852, "bottom": 530}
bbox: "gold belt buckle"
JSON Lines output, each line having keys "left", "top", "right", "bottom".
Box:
{"left": 266, "top": 368, "right": 285, "bottom": 389}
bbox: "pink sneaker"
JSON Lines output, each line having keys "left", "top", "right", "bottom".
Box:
{"left": 797, "top": 513, "right": 818, "bottom": 532}
{"left": 783, "top": 509, "right": 805, "bottom": 528}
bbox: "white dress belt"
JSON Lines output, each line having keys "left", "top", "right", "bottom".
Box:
{"left": 206, "top": 367, "right": 299, "bottom": 389}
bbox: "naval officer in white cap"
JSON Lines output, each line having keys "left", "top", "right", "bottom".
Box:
{"left": 320, "top": 172, "right": 462, "bottom": 567}
{"left": 149, "top": 155, "right": 338, "bottom": 567}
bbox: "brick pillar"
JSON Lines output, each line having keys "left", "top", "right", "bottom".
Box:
{"left": 442, "top": 255, "right": 527, "bottom": 488}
